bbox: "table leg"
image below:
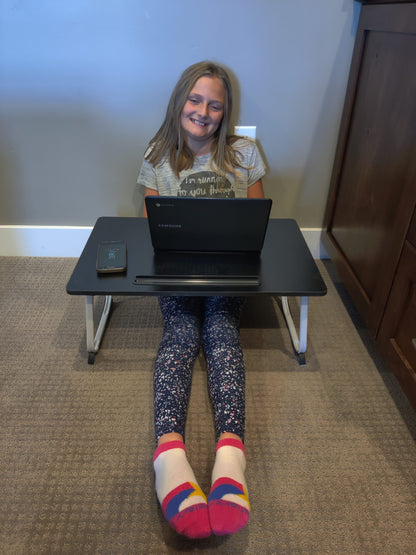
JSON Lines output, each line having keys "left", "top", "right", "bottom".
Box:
{"left": 85, "top": 295, "right": 112, "bottom": 364}
{"left": 281, "top": 296, "right": 308, "bottom": 365}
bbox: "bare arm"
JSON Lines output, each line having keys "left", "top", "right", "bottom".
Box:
{"left": 247, "top": 179, "right": 265, "bottom": 199}
{"left": 143, "top": 187, "right": 159, "bottom": 217}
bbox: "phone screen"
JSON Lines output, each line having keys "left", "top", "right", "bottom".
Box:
{"left": 96, "top": 241, "right": 127, "bottom": 273}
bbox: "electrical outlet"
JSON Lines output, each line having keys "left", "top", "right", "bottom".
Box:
{"left": 234, "top": 126, "right": 256, "bottom": 139}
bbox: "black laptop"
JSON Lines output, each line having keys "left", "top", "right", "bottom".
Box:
{"left": 135, "top": 196, "right": 272, "bottom": 286}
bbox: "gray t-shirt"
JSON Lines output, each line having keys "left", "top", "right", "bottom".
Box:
{"left": 137, "top": 138, "right": 266, "bottom": 198}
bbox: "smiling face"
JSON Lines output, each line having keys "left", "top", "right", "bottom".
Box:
{"left": 180, "top": 76, "right": 226, "bottom": 155}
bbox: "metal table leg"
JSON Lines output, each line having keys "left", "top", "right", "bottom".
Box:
{"left": 85, "top": 295, "right": 112, "bottom": 364}
{"left": 281, "top": 296, "right": 308, "bottom": 365}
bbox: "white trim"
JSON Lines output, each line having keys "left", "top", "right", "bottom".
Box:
{"left": 0, "top": 225, "right": 329, "bottom": 259}
{"left": 301, "top": 228, "right": 329, "bottom": 259}
{"left": 0, "top": 225, "right": 93, "bottom": 257}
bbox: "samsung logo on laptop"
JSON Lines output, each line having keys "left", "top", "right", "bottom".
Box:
{"left": 157, "top": 223, "right": 182, "bottom": 229}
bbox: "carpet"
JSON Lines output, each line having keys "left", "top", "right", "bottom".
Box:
{"left": 0, "top": 257, "right": 415, "bottom": 554}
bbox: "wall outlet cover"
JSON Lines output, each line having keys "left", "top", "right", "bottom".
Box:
{"left": 234, "top": 126, "right": 256, "bottom": 139}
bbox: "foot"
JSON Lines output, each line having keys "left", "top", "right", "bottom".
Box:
{"left": 208, "top": 438, "right": 250, "bottom": 536}
{"left": 153, "top": 440, "right": 211, "bottom": 539}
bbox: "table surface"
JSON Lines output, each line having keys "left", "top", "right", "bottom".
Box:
{"left": 66, "top": 217, "right": 327, "bottom": 297}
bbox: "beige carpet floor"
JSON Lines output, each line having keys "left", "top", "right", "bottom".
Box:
{"left": 0, "top": 257, "right": 415, "bottom": 554}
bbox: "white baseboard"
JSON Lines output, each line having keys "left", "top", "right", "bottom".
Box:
{"left": 0, "top": 225, "right": 93, "bottom": 257}
{"left": 301, "top": 228, "right": 329, "bottom": 259}
{"left": 0, "top": 225, "right": 329, "bottom": 259}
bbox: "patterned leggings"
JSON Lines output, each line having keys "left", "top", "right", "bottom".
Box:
{"left": 154, "top": 296, "right": 245, "bottom": 443}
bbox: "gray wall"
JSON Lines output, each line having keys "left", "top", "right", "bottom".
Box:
{"left": 0, "top": 0, "right": 361, "bottom": 227}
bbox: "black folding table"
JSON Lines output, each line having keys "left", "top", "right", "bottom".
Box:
{"left": 67, "top": 217, "right": 327, "bottom": 364}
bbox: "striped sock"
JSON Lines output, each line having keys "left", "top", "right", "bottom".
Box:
{"left": 208, "top": 438, "right": 250, "bottom": 536}
{"left": 153, "top": 440, "right": 211, "bottom": 539}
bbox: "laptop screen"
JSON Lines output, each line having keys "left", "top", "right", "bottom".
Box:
{"left": 145, "top": 197, "right": 272, "bottom": 253}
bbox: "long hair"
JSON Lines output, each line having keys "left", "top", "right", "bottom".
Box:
{"left": 145, "top": 61, "right": 243, "bottom": 176}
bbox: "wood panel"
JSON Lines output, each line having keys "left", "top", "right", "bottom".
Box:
{"left": 407, "top": 211, "right": 416, "bottom": 247}
{"left": 378, "top": 241, "right": 416, "bottom": 411}
{"left": 323, "top": 3, "right": 416, "bottom": 336}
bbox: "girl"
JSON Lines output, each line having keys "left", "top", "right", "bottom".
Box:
{"left": 137, "top": 61, "right": 266, "bottom": 539}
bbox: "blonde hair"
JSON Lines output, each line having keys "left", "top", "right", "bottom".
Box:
{"left": 145, "top": 61, "right": 244, "bottom": 177}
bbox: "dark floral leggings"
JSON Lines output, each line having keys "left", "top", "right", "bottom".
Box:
{"left": 154, "top": 296, "right": 245, "bottom": 442}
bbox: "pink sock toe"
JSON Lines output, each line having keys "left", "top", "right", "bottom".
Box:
{"left": 208, "top": 477, "right": 250, "bottom": 536}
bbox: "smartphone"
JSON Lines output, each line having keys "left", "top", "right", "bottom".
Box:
{"left": 96, "top": 241, "right": 127, "bottom": 273}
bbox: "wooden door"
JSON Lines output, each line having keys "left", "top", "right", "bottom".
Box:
{"left": 324, "top": 4, "right": 416, "bottom": 336}
{"left": 378, "top": 238, "right": 416, "bottom": 411}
